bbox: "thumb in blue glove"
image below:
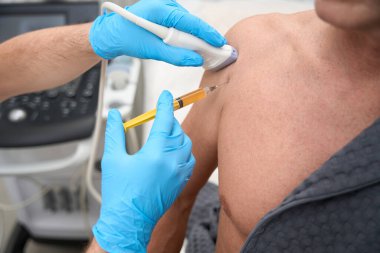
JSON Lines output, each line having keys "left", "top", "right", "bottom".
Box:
{"left": 93, "top": 90, "right": 195, "bottom": 253}
{"left": 90, "top": 0, "right": 226, "bottom": 65}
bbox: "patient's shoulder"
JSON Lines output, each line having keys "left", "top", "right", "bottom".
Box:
{"left": 197, "top": 11, "right": 321, "bottom": 110}
{"left": 213, "top": 10, "right": 322, "bottom": 97}
{"left": 198, "top": 12, "right": 316, "bottom": 84}
{"left": 225, "top": 10, "right": 318, "bottom": 67}
{"left": 226, "top": 10, "right": 317, "bottom": 42}
{"left": 209, "top": 10, "right": 323, "bottom": 112}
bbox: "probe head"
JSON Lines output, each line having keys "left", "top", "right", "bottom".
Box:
{"left": 207, "top": 46, "right": 238, "bottom": 71}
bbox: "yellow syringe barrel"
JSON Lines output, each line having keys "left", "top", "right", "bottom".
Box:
{"left": 123, "top": 86, "right": 216, "bottom": 131}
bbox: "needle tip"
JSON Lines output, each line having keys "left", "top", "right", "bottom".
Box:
{"left": 205, "top": 85, "right": 219, "bottom": 93}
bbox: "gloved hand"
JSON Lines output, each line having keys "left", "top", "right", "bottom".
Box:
{"left": 90, "top": 0, "right": 226, "bottom": 65}
{"left": 93, "top": 91, "right": 195, "bottom": 253}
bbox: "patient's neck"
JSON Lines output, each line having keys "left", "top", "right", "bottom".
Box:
{"left": 322, "top": 24, "right": 380, "bottom": 84}
{"left": 348, "top": 29, "right": 380, "bottom": 66}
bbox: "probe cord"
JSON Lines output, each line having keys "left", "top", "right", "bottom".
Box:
{"left": 85, "top": 0, "right": 110, "bottom": 206}
{"left": 84, "top": 57, "right": 141, "bottom": 205}
{"left": 85, "top": 58, "right": 106, "bottom": 204}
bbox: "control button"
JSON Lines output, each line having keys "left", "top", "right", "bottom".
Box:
{"left": 32, "top": 96, "right": 42, "bottom": 104}
{"left": 41, "top": 101, "right": 50, "bottom": 110}
{"left": 79, "top": 97, "right": 90, "bottom": 104}
{"left": 69, "top": 101, "right": 77, "bottom": 109}
{"left": 60, "top": 99, "right": 70, "bottom": 108}
{"left": 61, "top": 108, "right": 70, "bottom": 116}
{"left": 85, "top": 82, "right": 94, "bottom": 90}
{"left": 26, "top": 102, "right": 37, "bottom": 109}
{"left": 85, "top": 83, "right": 94, "bottom": 90}
{"left": 8, "top": 108, "right": 27, "bottom": 122}
{"left": 20, "top": 96, "right": 29, "bottom": 103}
{"left": 82, "top": 89, "right": 93, "bottom": 98}
{"left": 65, "top": 89, "right": 76, "bottom": 98}
{"left": 47, "top": 89, "right": 59, "bottom": 98}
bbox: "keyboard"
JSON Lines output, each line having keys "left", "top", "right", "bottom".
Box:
{"left": 0, "top": 65, "right": 100, "bottom": 147}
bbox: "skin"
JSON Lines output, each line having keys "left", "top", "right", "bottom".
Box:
{"left": 1, "top": 1, "right": 380, "bottom": 252}
{"left": 315, "top": 0, "right": 380, "bottom": 30}
{"left": 0, "top": 23, "right": 100, "bottom": 102}
{"left": 149, "top": 1, "right": 380, "bottom": 252}
{"left": 0, "top": 22, "right": 105, "bottom": 253}
{"left": 86, "top": 239, "right": 106, "bottom": 253}
{"left": 0, "top": 22, "right": 104, "bottom": 252}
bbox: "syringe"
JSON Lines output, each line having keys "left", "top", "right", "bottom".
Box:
{"left": 123, "top": 85, "right": 219, "bottom": 131}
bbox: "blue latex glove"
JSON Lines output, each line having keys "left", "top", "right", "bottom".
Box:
{"left": 90, "top": 0, "right": 226, "bottom": 65}
{"left": 93, "top": 91, "right": 195, "bottom": 253}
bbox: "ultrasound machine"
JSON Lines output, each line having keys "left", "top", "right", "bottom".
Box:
{"left": 0, "top": 1, "right": 143, "bottom": 251}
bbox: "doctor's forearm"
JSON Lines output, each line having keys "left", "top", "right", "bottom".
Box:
{"left": 148, "top": 195, "right": 196, "bottom": 252}
{"left": 86, "top": 239, "right": 106, "bottom": 253}
{"left": 0, "top": 23, "right": 100, "bottom": 101}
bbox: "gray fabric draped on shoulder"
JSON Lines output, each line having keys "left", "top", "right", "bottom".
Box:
{"left": 186, "top": 117, "right": 380, "bottom": 253}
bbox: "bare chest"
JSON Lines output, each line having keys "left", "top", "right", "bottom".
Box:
{"left": 216, "top": 74, "right": 380, "bottom": 244}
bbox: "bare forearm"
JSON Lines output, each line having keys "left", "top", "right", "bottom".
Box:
{"left": 0, "top": 23, "right": 100, "bottom": 101}
{"left": 148, "top": 196, "right": 195, "bottom": 253}
{"left": 85, "top": 239, "right": 106, "bottom": 253}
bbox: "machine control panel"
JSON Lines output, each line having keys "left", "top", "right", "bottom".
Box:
{"left": 1, "top": 69, "right": 98, "bottom": 124}
{"left": 0, "top": 1, "right": 100, "bottom": 147}
{"left": 0, "top": 65, "right": 100, "bottom": 147}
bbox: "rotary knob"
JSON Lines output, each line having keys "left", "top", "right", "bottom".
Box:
{"left": 8, "top": 108, "right": 27, "bottom": 122}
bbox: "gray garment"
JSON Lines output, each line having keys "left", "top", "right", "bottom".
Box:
{"left": 187, "top": 118, "right": 380, "bottom": 253}
{"left": 186, "top": 183, "right": 220, "bottom": 253}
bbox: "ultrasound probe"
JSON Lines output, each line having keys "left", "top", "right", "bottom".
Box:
{"left": 102, "top": 2, "right": 238, "bottom": 71}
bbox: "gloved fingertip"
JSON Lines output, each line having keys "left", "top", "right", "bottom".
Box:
{"left": 104, "top": 109, "right": 127, "bottom": 155}
{"left": 105, "top": 109, "right": 124, "bottom": 139}
{"left": 219, "top": 37, "right": 228, "bottom": 47}
{"left": 108, "top": 108, "right": 118, "bottom": 116}
{"left": 149, "top": 91, "right": 175, "bottom": 136}
{"left": 157, "top": 90, "right": 173, "bottom": 108}
{"left": 107, "top": 109, "right": 123, "bottom": 123}
{"left": 209, "top": 33, "right": 227, "bottom": 48}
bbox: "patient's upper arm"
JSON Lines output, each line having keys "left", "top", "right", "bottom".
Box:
{"left": 180, "top": 15, "right": 261, "bottom": 198}
{"left": 180, "top": 66, "right": 231, "bottom": 198}
{"left": 179, "top": 13, "right": 284, "bottom": 198}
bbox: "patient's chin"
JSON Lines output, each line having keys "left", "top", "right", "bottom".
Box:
{"left": 315, "top": 1, "right": 380, "bottom": 31}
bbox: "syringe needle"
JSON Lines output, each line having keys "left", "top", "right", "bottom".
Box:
{"left": 204, "top": 85, "right": 218, "bottom": 94}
